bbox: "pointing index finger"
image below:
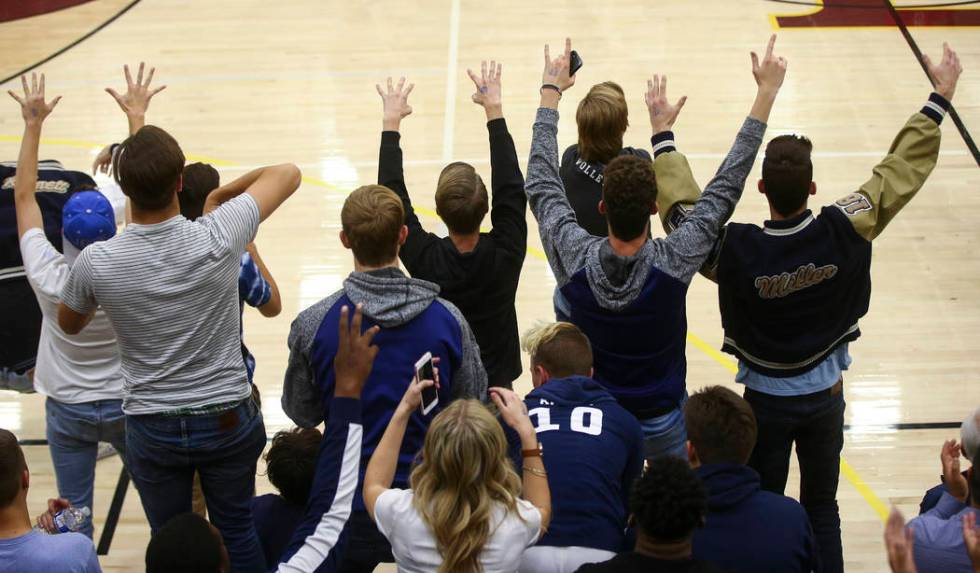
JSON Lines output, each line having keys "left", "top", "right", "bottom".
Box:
{"left": 765, "top": 34, "right": 776, "bottom": 60}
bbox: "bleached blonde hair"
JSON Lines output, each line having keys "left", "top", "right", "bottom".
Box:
{"left": 521, "top": 322, "right": 593, "bottom": 379}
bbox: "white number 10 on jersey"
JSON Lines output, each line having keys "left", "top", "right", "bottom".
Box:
{"left": 528, "top": 406, "right": 604, "bottom": 436}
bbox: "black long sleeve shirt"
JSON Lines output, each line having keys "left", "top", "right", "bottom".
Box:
{"left": 559, "top": 144, "right": 652, "bottom": 237}
{"left": 378, "top": 118, "right": 527, "bottom": 388}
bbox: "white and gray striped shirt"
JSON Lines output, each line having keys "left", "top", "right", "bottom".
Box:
{"left": 61, "top": 194, "right": 260, "bottom": 415}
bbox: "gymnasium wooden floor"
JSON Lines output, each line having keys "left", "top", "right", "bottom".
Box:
{"left": 1, "top": 0, "right": 978, "bottom": 570}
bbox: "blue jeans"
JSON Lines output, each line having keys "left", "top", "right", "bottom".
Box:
{"left": 126, "top": 398, "right": 267, "bottom": 573}
{"left": 744, "top": 382, "right": 845, "bottom": 573}
{"left": 639, "top": 402, "right": 688, "bottom": 462}
{"left": 45, "top": 398, "right": 127, "bottom": 539}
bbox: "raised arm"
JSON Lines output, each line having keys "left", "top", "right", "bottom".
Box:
{"left": 661, "top": 35, "right": 785, "bottom": 284}
{"left": 8, "top": 73, "right": 61, "bottom": 239}
{"left": 363, "top": 372, "right": 437, "bottom": 518}
{"left": 203, "top": 163, "right": 302, "bottom": 222}
{"left": 490, "top": 388, "right": 551, "bottom": 533}
{"left": 468, "top": 61, "right": 528, "bottom": 254}
{"left": 834, "top": 43, "right": 961, "bottom": 242}
{"left": 524, "top": 38, "right": 598, "bottom": 285}
{"left": 376, "top": 77, "right": 440, "bottom": 267}
{"left": 276, "top": 305, "right": 378, "bottom": 573}
{"left": 106, "top": 62, "right": 166, "bottom": 136}
{"left": 243, "top": 243, "right": 282, "bottom": 317}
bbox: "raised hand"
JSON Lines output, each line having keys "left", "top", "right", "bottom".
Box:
{"left": 92, "top": 144, "right": 113, "bottom": 176}
{"left": 376, "top": 77, "right": 414, "bottom": 132}
{"left": 8, "top": 73, "right": 61, "bottom": 126}
{"left": 490, "top": 387, "right": 535, "bottom": 439}
{"left": 334, "top": 304, "right": 380, "bottom": 399}
{"left": 941, "top": 439, "right": 969, "bottom": 502}
{"left": 467, "top": 60, "right": 503, "bottom": 120}
{"left": 106, "top": 63, "right": 165, "bottom": 131}
{"left": 542, "top": 38, "right": 576, "bottom": 93}
{"left": 884, "top": 507, "right": 917, "bottom": 573}
{"left": 963, "top": 512, "right": 980, "bottom": 570}
{"left": 751, "top": 34, "right": 788, "bottom": 94}
{"left": 645, "top": 74, "right": 687, "bottom": 134}
{"left": 923, "top": 42, "right": 962, "bottom": 101}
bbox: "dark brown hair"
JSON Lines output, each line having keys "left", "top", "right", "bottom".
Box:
{"left": 435, "top": 162, "right": 488, "bottom": 235}
{"left": 179, "top": 163, "right": 220, "bottom": 221}
{"left": 601, "top": 155, "right": 657, "bottom": 241}
{"left": 114, "top": 125, "right": 186, "bottom": 211}
{"left": 577, "top": 82, "right": 629, "bottom": 164}
{"left": 762, "top": 135, "right": 813, "bottom": 217}
{"left": 0, "top": 428, "right": 26, "bottom": 507}
{"left": 521, "top": 322, "right": 593, "bottom": 379}
{"left": 684, "top": 386, "right": 758, "bottom": 465}
{"left": 342, "top": 185, "right": 405, "bottom": 266}
{"left": 265, "top": 427, "right": 322, "bottom": 506}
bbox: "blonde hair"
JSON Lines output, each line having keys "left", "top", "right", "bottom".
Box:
{"left": 435, "top": 162, "right": 488, "bottom": 234}
{"left": 410, "top": 400, "right": 522, "bottom": 573}
{"left": 341, "top": 185, "right": 404, "bottom": 266}
{"left": 576, "top": 82, "right": 629, "bottom": 164}
{"left": 521, "top": 322, "right": 592, "bottom": 378}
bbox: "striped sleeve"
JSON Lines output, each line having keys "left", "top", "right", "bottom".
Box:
{"left": 275, "top": 397, "right": 362, "bottom": 573}
{"left": 200, "top": 194, "right": 260, "bottom": 254}
{"left": 60, "top": 248, "right": 98, "bottom": 314}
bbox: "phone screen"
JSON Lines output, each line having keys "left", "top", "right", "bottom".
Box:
{"left": 418, "top": 358, "right": 438, "bottom": 415}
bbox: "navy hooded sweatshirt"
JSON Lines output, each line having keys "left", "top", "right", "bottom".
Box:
{"left": 693, "top": 463, "right": 820, "bottom": 573}
{"left": 509, "top": 376, "right": 644, "bottom": 553}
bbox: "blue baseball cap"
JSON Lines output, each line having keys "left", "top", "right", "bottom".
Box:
{"left": 62, "top": 190, "right": 116, "bottom": 250}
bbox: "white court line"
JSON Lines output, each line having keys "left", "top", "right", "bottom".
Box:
{"left": 441, "top": 0, "right": 461, "bottom": 162}
{"left": 214, "top": 149, "right": 972, "bottom": 173}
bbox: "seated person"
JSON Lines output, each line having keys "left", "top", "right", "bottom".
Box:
{"left": 0, "top": 428, "right": 101, "bottom": 573}
{"left": 560, "top": 81, "right": 652, "bottom": 237}
{"left": 514, "top": 322, "right": 644, "bottom": 573}
{"left": 685, "top": 386, "right": 818, "bottom": 572}
{"left": 253, "top": 427, "right": 322, "bottom": 569}
{"left": 920, "top": 406, "right": 977, "bottom": 514}
{"left": 907, "top": 439, "right": 980, "bottom": 573}
{"left": 575, "top": 456, "right": 722, "bottom": 572}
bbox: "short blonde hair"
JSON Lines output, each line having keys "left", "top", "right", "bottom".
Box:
{"left": 576, "top": 82, "right": 629, "bottom": 164}
{"left": 521, "top": 322, "right": 593, "bottom": 378}
{"left": 435, "top": 162, "right": 488, "bottom": 234}
{"left": 341, "top": 185, "right": 404, "bottom": 266}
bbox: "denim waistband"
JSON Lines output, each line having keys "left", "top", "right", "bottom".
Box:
{"left": 153, "top": 397, "right": 254, "bottom": 418}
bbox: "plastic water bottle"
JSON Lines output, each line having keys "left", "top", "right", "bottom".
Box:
{"left": 33, "top": 506, "right": 90, "bottom": 534}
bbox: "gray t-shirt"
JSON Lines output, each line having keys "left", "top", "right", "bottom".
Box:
{"left": 61, "top": 194, "right": 260, "bottom": 415}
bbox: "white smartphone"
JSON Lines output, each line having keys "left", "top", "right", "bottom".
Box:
{"left": 415, "top": 352, "right": 439, "bottom": 416}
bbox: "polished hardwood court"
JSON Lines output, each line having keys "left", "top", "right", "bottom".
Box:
{"left": 1, "top": 0, "right": 978, "bottom": 570}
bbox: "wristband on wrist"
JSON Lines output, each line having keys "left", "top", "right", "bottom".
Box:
{"left": 522, "top": 445, "right": 543, "bottom": 458}
{"left": 540, "top": 84, "right": 562, "bottom": 97}
{"left": 523, "top": 465, "right": 547, "bottom": 477}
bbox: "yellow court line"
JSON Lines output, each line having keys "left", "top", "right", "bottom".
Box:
{"left": 4, "top": 134, "right": 891, "bottom": 522}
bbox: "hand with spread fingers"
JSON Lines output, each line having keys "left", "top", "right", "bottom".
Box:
{"left": 333, "top": 304, "right": 381, "bottom": 399}
{"left": 468, "top": 60, "right": 503, "bottom": 120}
{"left": 376, "top": 76, "right": 414, "bottom": 132}
{"left": 106, "top": 62, "right": 166, "bottom": 134}
{"left": 8, "top": 73, "right": 61, "bottom": 127}
{"left": 645, "top": 74, "right": 687, "bottom": 135}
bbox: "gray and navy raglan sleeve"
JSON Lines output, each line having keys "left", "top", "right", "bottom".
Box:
{"left": 283, "top": 298, "right": 337, "bottom": 428}
{"left": 275, "top": 397, "right": 362, "bottom": 573}
{"left": 658, "top": 117, "right": 766, "bottom": 284}
{"left": 525, "top": 107, "right": 600, "bottom": 287}
{"left": 832, "top": 93, "right": 947, "bottom": 242}
{"left": 439, "top": 298, "right": 488, "bottom": 401}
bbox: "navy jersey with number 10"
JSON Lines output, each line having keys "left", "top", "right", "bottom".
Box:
{"left": 510, "top": 376, "right": 644, "bottom": 553}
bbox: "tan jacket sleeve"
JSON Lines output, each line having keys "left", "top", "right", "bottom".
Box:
{"left": 832, "top": 112, "right": 942, "bottom": 242}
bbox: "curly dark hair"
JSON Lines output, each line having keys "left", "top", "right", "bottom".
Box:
{"left": 265, "top": 427, "right": 322, "bottom": 506}
{"left": 631, "top": 456, "right": 707, "bottom": 542}
{"left": 601, "top": 154, "right": 657, "bottom": 241}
